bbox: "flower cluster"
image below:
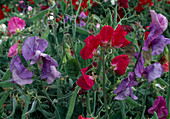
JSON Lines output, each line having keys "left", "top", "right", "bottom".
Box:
{"left": 135, "top": 0, "right": 154, "bottom": 12}
{"left": 78, "top": 25, "right": 131, "bottom": 90}
{"left": 9, "top": 36, "right": 61, "bottom": 85}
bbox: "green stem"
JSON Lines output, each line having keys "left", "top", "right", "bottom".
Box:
{"left": 102, "top": 48, "right": 109, "bottom": 119}
{"left": 86, "top": 91, "right": 92, "bottom": 115}
{"left": 141, "top": 82, "right": 149, "bottom": 119}
{"left": 41, "top": 81, "right": 61, "bottom": 119}
{"left": 120, "top": 101, "right": 126, "bottom": 119}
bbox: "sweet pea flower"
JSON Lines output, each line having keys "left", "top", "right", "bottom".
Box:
{"left": 113, "top": 72, "right": 138, "bottom": 100}
{"left": 96, "top": 23, "right": 100, "bottom": 30}
{"left": 80, "top": 35, "right": 101, "bottom": 60}
{"left": 22, "top": 36, "right": 48, "bottom": 64}
{"left": 77, "top": 62, "right": 97, "bottom": 90}
{"left": 8, "top": 43, "right": 18, "bottom": 57}
{"left": 163, "top": 62, "right": 169, "bottom": 72}
{"left": 10, "top": 55, "right": 33, "bottom": 85}
{"left": 118, "top": 0, "right": 129, "bottom": 8}
{"left": 99, "top": 25, "right": 131, "bottom": 48}
{"left": 8, "top": 17, "right": 26, "bottom": 34}
{"left": 134, "top": 52, "right": 164, "bottom": 82}
{"left": 0, "top": 8, "right": 5, "bottom": 20}
{"left": 27, "top": 6, "right": 32, "bottom": 11}
{"left": 148, "top": 96, "right": 168, "bottom": 119}
{"left": 78, "top": 115, "right": 94, "bottom": 119}
{"left": 150, "top": 10, "right": 168, "bottom": 31}
{"left": 41, "top": 55, "right": 61, "bottom": 84}
{"left": 79, "top": 20, "right": 86, "bottom": 27}
{"left": 111, "top": 54, "right": 129, "bottom": 75}
{"left": 142, "top": 23, "right": 170, "bottom": 55}
{"left": 79, "top": 11, "right": 87, "bottom": 19}
{"left": 22, "top": 36, "right": 60, "bottom": 84}
{"left": 0, "top": 23, "right": 7, "bottom": 32}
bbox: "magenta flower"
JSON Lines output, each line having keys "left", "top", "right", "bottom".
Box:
{"left": 150, "top": 10, "right": 168, "bottom": 31}
{"left": 8, "top": 17, "right": 26, "bottom": 34}
{"left": 113, "top": 72, "right": 138, "bottom": 100}
{"left": 79, "top": 11, "right": 87, "bottom": 19}
{"left": 148, "top": 96, "right": 168, "bottom": 119}
{"left": 8, "top": 43, "right": 18, "bottom": 57}
{"left": 10, "top": 55, "right": 33, "bottom": 85}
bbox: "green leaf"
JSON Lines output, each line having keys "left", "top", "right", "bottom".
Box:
{"left": 6, "top": 97, "right": 17, "bottom": 119}
{"left": 65, "top": 86, "right": 80, "bottom": 119}
{"left": 21, "top": 96, "right": 31, "bottom": 119}
{"left": 0, "top": 89, "right": 10, "bottom": 109}
{"left": 151, "top": 112, "right": 159, "bottom": 119}
{"left": 125, "top": 96, "right": 141, "bottom": 108}
{"left": 41, "top": 28, "right": 50, "bottom": 39}
{"left": 113, "top": 4, "right": 117, "bottom": 29}
{"left": 0, "top": 18, "right": 9, "bottom": 24}
{"left": 30, "top": 9, "right": 49, "bottom": 21}
{"left": 1, "top": 69, "right": 12, "bottom": 81}
{"left": 76, "top": 27, "right": 90, "bottom": 35}
{"left": 0, "top": 80, "right": 16, "bottom": 88}
{"left": 156, "top": 78, "right": 168, "bottom": 87}
{"left": 65, "top": 58, "right": 79, "bottom": 79}
{"left": 61, "top": 0, "right": 66, "bottom": 13}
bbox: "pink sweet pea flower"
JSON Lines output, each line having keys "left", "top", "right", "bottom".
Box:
{"left": 8, "top": 43, "right": 18, "bottom": 57}
{"left": 8, "top": 17, "right": 26, "bottom": 34}
{"left": 78, "top": 115, "right": 94, "bottom": 119}
{"left": 150, "top": 10, "right": 168, "bottom": 31}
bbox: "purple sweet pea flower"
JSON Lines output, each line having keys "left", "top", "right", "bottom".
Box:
{"left": 134, "top": 52, "right": 145, "bottom": 78}
{"left": 142, "top": 23, "right": 163, "bottom": 51}
{"left": 148, "top": 96, "right": 168, "bottom": 119}
{"left": 134, "top": 52, "right": 164, "bottom": 82}
{"left": 10, "top": 55, "right": 33, "bottom": 85}
{"left": 41, "top": 55, "right": 61, "bottom": 84}
{"left": 113, "top": 72, "right": 138, "bottom": 100}
{"left": 80, "top": 20, "right": 86, "bottom": 27}
{"left": 150, "top": 10, "right": 168, "bottom": 32}
{"left": 143, "top": 63, "right": 163, "bottom": 83}
{"left": 151, "top": 35, "right": 170, "bottom": 55}
{"left": 22, "top": 36, "right": 48, "bottom": 64}
{"left": 79, "top": 11, "right": 87, "bottom": 19}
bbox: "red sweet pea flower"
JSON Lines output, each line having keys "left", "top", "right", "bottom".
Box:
{"left": 40, "top": 5, "right": 49, "bottom": 11}
{"left": 111, "top": 24, "right": 131, "bottom": 48}
{"left": 80, "top": 35, "right": 101, "bottom": 59}
{"left": 99, "top": 25, "right": 114, "bottom": 46}
{"left": 163, "top": 62, "right": 169, "bottom": 72}
{"left": 77, "top": 62, "right": 97, "bottom": 90}
{"left": 111, "top": 54, "right": 129, "bottom": 75}
{"left": 118, "top": 0, "right": 129, "bottom": 8}
{"left": 135, "top": 4, "right": 144, "bottom": 12}
{"left": 18, "top": 6, "right": 21, "bottom": 12}
{"left": 0, "top": 8, "right": 5, "bottom": 20}
{"left": 78, "top": 115, "right": 94, "bottom": 119}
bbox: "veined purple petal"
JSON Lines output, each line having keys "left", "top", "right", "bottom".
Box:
{"left": 114, "top": 87, "right": 131, "bottom": 100}
{"left": 127, "top": 72, "right": 138, "bottom": 87}
{"left": 151, "top": 35, "right": 166, "bottom": 55}
{"left": 79, "top": 11, "right": 87, "bottom": 19}
{"left": 113, "top": 78, "right": 128, "bottom": 94}
{"left": 22, "top": 36, "right": 48, "bottom": 61}
{"left": 143, "top": 63, "right": 163, "bottom": 82}
{"left": 134, "top": 52, "right": 145, "bottom": 78}
{"left": 150, "top": 10, "right": 168, "bottom": 31}
{"left": 10, "top": 55, "right": 33, "bottom": 85}
{"left": 80, "top": 20, "right": 86, "bottom": 27}
{"left": 130, "top": 87, "right": 138, "bottom": 100}
{"left": 142, "top": 23, "right": 163, "bottom": 51}
{"left": 12, "top": 69, "right": 33, "bottom": 85}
